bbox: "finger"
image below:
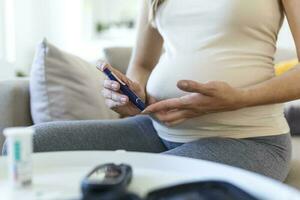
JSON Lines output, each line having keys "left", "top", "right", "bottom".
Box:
{"left": 155, "top": 109, "right": 192, "bottom": 123}
{"left": 102, "top": 89, "right": 128, "bottom": 104}
{"left": 147, "top": 95, "right": 157, "bottom": 105}
{"left": 105, "top": 99, "right": 126, "bottom": 109}
{"left": 177, "top": 80, "right": 216, "bottom": 96}
{"left": 165, "top": 118, "right": 187, "bottom": 126}
{"left": 103, "top": 80, "right": 120, "bottom": 91}
{"left": 97, "top": 61, "right": 143, "bottom": 96}
{"left": 97, "top": 61, "right": 133, "bottom": 86}
{"left": 96, "top": 59, "right": 108, "bottom": 71}
{"left": 143, "top": 98, "right": 186, "bottom": 114}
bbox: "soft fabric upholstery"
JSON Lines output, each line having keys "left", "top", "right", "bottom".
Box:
{"left": 30, "top": 39, "right": 118, "bottom": 124}
{"left": 285, "top": 100, "right": 300, "bottom": 136}
{"left": 285, "top": 137, "right": 300, "bottom": 189}
{"left": 103, "top": 47, "right": 132, "bottom": 74}
{"left": 0, "top": 79, "right": 32, "bottom": 150}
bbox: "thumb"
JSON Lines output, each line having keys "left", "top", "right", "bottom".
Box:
{"left": 147, "top": 95, "right": 157, "bottom": 105}
{"left": 97, "top": 60, "right": 133, "bottom": 86}
{"left": 177, "top": 80, "right": 215, "bottom": 96}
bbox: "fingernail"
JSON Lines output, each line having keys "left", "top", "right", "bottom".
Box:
{"left": 112, "top": 83, "right": 119, "bottom": 89}
{"left": 142, "top": 110, "right": 151, "bottom": 114}
{"left": 121, "top": 97, "right": 127, "bottom": 102}
{"left": 97, "top": 61, "right": 108, "bottom": 71}
{"left": 180, "top": 81, "right": 188, "bottom": 88}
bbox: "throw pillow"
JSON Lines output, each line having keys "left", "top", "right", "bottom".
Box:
{"left": 30, "top": 39, "right": 118, "bottom": 124}
{"left": 275, "top": 59, "right": 299, "bottom": 76}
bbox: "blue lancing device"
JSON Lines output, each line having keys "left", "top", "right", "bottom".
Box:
{"left": 102, "top": 68, "right": 146, "bottom": 111}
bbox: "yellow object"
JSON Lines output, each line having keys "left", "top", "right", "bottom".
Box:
{"left": 275, "top": 59, "right": 299, "bottom": 76}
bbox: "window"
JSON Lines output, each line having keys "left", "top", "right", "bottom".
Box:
{"left": 84, "top": 0, "right": 140, "bottom": 40}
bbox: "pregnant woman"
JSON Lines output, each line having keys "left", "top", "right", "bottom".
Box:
{"left": 33, "top": 0, "right": 300, "bottom": 181}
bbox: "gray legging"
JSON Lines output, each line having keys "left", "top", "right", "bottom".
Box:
{"left": 30, "top": 115, "right": 291, "bottom": 181}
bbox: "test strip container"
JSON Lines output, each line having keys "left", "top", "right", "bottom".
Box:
{"left": 4, "top": 127, "right": 34, "bottom": 188}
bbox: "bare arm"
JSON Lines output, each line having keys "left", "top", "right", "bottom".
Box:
{"left": 126, "top": 0, "right": 163, "bottom": 89}
{"left": 241, "top": 0, "right": 300, "bottom": 107}
{"left": 101, "top": 0, "right": 163, "bottom": 116}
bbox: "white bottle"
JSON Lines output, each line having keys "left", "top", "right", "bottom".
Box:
{"left": 4, "top": 127, "right": 34, "bottom": 188}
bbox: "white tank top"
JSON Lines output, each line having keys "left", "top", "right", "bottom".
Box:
{"left": 146, "top": 0, "right": 290, "bottom": 143}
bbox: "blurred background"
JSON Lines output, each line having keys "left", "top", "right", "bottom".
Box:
{"left": 0, "top": 0, "right": 140, "bottom": 79}
{"left": 0, "top": 0, "right": 296, "bottom": 79}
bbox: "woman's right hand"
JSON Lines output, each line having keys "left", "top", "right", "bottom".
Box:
{"left": 99, "top": 62, "right": 147, "bottom": 117}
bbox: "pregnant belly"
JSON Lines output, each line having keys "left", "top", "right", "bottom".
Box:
{"left": 146, "top": 54, "right": 274, "bottom": 101}
{"left": 145, "top": 54, "right": 288, "bottom": 138}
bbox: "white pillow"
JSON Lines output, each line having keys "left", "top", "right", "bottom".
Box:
{"left": 30, "top": 39, "right": 118, "bottom": 124}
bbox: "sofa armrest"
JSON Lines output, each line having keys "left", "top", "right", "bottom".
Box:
{"left": 0, "top": 78, "right": 33, "bottom": 151}
{"left": 103, "top": 47, "right": 132, "bottom": 74}
{"left": 285, "top": 100, "right": 300, "bottom": 136}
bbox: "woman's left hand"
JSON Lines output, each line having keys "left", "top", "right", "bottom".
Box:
{"left": 142, "top": 80, "right": 247, "bottom": 126}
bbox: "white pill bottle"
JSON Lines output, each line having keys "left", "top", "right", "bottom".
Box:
{"left": 4, "top": 127, "right": 34, "bottom": 188}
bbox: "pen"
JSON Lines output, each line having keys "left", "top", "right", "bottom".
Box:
{"left": 97, "top": 63, "right": 146, "bottom": 111}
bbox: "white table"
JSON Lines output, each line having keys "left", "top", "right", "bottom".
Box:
{"left": 0, "top": 151, "right": 299, "bottom": 200}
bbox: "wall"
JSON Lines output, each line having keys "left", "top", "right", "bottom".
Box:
{"left": 89, "top": 0, "right": 138, "bottom": 22}
{"left": 278, "top": 19, "right": 296, "bottom": 51}
{"left": 11, "top": 0, "right": 138, "bottom": 73}
{"left": 1, "top": 1, "right": 298, "bottom": 78}
{"left": 13, "top": 0, "right": 85, "bottom": 73}
{"left": 0, "top": 0, "right": 15, "bottom": 79}
{"left": 1, "top": 0, "right": 84, "bottom": 75}
{"left": 85, "top": 0, "right": 139, "bottom": 39}
{"left": 0, "top": 1, "right": 4, "bottom": 61}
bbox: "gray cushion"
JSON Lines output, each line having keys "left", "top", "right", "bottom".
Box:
{"left": 285, "top": 100, "right": 300, "bottom": 136}
{"left": 0, "top": 78, "right": 33, "bottom": 151}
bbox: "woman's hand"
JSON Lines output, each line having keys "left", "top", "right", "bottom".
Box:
{"left": 100, "top": 62, "right": 149, "bottom": 117}
{"left": 142, "top": 80, "right": 247, "bottom": 126}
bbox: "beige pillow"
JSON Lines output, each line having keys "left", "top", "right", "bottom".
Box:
{"left": 30, "top": 39, "right": 118, "bottom": 124}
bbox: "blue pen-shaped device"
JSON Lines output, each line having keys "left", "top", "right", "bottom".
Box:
{"left": 98, "top": 63, "right": 146, "bottom": 111}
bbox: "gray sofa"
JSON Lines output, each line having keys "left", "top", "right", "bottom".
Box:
{"left": 0, "top": 47, "right": 299, "bottom": 190}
